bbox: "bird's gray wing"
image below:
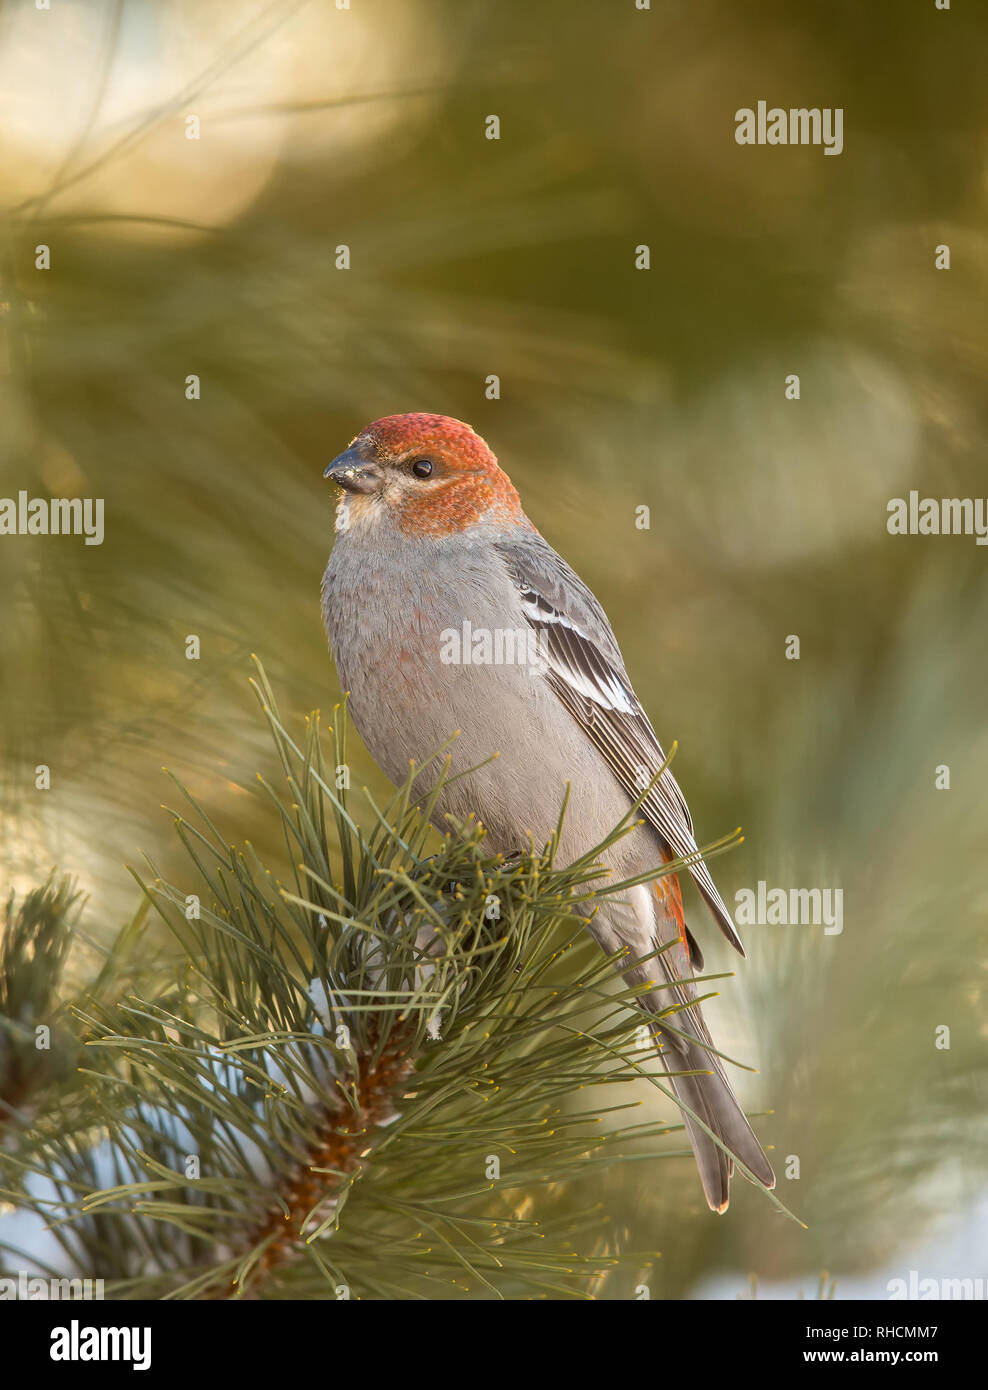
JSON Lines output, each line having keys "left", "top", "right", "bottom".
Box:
{"left": 494, "top": 530, "right": 744, "bottom": 954}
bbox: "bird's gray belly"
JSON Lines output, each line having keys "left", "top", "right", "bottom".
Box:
{"left": 322, "top": 549, "right": 645, "bottom": 869}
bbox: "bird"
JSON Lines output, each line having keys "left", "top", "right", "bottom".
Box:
{"left": 320, "top": 412, "right": 775, "bottom": 1212}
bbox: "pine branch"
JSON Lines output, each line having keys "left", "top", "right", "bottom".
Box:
{"left": 1, "top": 660, "right": 787, "bottom": 1300}
{"left": 1, "top": 875, "right": 83, "bottom": 1126}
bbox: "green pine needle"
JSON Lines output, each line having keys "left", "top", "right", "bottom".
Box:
{"left": 1, "top": 660, "right": 793, "bottom": 1300}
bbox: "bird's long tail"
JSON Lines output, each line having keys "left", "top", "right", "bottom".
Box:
{"left": 654, "top": 1018, "right": 776, "bottom": 1213}
{"left": 647, "top": 870, "right": 775, "bottom": 1212}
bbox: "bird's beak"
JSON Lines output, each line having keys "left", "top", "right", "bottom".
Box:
{"left": 324, "top": 447, "right": 383, "bottom": 494}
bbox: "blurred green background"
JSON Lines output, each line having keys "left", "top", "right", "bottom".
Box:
{"left": 2, "top": 0, "right": 986, "bottom": 1297}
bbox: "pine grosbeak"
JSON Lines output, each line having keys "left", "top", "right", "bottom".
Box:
{"left": 321, "top": 413, "right": 774, "bottom": 1212}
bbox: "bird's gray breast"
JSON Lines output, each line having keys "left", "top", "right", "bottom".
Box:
{"left": 321, "top": 530, "right": 636, "bottom": 859}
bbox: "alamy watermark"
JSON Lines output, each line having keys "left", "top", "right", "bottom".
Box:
{"left": 887, "top": 1271, "right": 988, "bottom": 1300}
{"left": 735, "top": 881, "right": 843, "bottom": 935}
{"left": 439, "top": 620, "right": 549, "bottom": 673}
{"left": 735, "top": 102, "right": 844, "bottom": 156}
{"left": 0, "top": 492, "right": 104, "bottom": 545}
{"left": 0, "top": 1270, "right": 104, "bottom": 1299}
{"left": 887, "top": 491, "right": 988, "bottom": 546}
{"left": 50, "top": 1319, "right": 150, "bottom": 1371}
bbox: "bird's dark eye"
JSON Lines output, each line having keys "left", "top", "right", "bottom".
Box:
{"left": 410, "top": 458, "right": 434, "bottom": 479}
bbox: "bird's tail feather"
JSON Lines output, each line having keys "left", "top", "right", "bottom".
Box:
{"left": 655, "top": 1024, "right": 776, "bottom": 1213}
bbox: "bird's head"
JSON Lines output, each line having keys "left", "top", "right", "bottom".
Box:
{"left": 324, "top": 413, "right": 524, "bottom": 538}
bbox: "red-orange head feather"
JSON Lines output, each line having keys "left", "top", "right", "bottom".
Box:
{"left": 341, "top": 413, "right": 525, "bottom": 537}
